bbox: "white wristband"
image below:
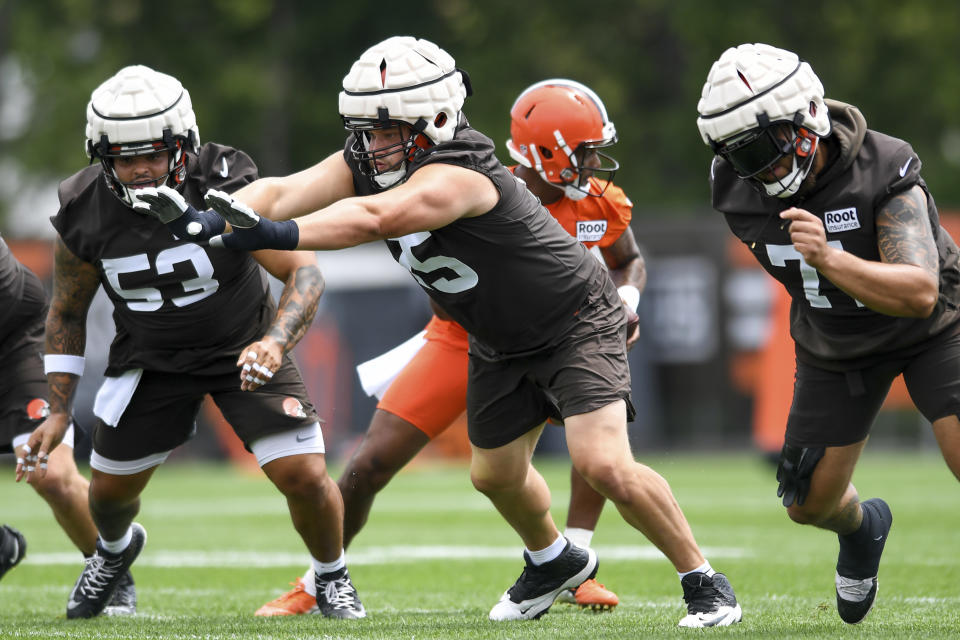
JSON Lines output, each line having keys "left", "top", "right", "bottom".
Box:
{"left": 617, "top": 285, "right": 641, "bottom": 312}
{"left": 44, "top": 354, "right": 85, "bottom": 376}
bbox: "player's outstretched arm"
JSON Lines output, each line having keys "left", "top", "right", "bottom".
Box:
{"left": 205, "top": 190, "right": 300, "bottom": 251}
{"left": 210, "top": 163, "right": 497, "bottom": 252}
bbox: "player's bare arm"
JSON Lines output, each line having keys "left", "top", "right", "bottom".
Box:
{"left": 601, "top": 227, "right": 645, "bottom": 349}
{"left": 233, "top": 152, "right": 356, "bottom": 222}
{"left": 779, "top": 187, "right": 938, "bottom": 317}
{"left": 292, "top": 162, "right": 498, "bottom": 250}
{"left": 876, "top": 186, "right": 939, "bottom": 279}
{"left": 16, "top": 238, "right": 100, "bottom": 482}
{"left": 601, "top": 227, "right": 646, "bottom": 292}
{"left": 236, "top": 251, "right": 323, "bottom": 391}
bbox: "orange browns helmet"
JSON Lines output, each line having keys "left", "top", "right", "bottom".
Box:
{"left": 506, "top": 79, "right": 618, "bottom": 201}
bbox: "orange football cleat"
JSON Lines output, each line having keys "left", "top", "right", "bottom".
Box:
{"left": 574, "top": 578, "right": 619, "bottom": 611}
{"left": 254, "top": 577, "right": 318, "bottom": 616}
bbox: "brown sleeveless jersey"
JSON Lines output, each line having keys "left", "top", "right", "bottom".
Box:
{"left": 344, "top": 120, "right": 621, "bottom": 360}
{"left": 711, "top": 101, "right": 960, "bottom": 370}
{"left": 51, "top": 143, "right": 274, "bottom": 375}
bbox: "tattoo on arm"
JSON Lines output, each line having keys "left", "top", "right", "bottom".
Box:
{"left": 47, "top": 372, "right": 79, "bottom": 415}
{"left": 267, "top": 264, "right": 324, "bottom": 351}
{"left": 46, "top": 238, "right": 101, "bottom": 414}
{"left": 876, "top": 186, "right": 939, "bottom": 278}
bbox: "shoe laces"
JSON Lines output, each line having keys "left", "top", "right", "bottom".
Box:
{"left": 107, "top": 575, "right": 136, "bottom": 607}
{"left": 274, "top": 578, "right": 307, "bottom": 602}
{"left": 578, "top": 579, "right": 606, "bottom": 592}
{"left": 507, "top": 563, "right": 543, "bottom": 600}
{"left": 319, "top": 575, "right": 358, "bottom": 610}
{"left": 683, "top": 575, "right": 721, "bottom": 613}
{"left": 77, "top": 554, "right": 123, "bottom": 598}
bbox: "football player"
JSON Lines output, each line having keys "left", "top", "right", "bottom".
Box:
{"left": 139, "top": 37, "right": 741, "bottom": 627}
{"left": 254, "top": 79, "right": 640, "bottom": 617}
{"left": 16, "top": 65, "right": 364, "bottom": 620}
{"left": 1, "top": 235, "right": 136, "bottom": 610}
{"left": 697, "top": 43, "right": 960, "bottom": 624}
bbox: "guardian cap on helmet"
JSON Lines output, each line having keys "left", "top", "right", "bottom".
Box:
{"left": 696, "top": 43, "right": 829, "bottom": 198}
{"left": 85, "top": 65, "right": 199, "bottom": 207}
{"left": 339, "top": 36, "right": 472, "bottom": 188}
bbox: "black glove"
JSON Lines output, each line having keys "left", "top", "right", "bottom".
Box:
{"left": 205, "top": 189, "right": 299, "bottom": 251}
{"left": 132, "top": 186, "right": 225, "bottom": 240}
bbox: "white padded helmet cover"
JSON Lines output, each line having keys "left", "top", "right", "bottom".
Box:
{"left": 339, "top": 36, "right": 467, "bottom": 144}
{"left": 696, "top": 43, "right": 830, "bottom": 146}
{"left": 85, "top": 65, "right": 199, "bottom": 157}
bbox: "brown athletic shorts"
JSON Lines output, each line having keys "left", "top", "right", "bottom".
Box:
{"left": 467, "top": 320, "right": 635, "bottom": 449}
{"left": 91, "top": 354, "right": 318, "bottom": 461}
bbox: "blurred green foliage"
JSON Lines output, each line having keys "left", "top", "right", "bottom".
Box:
{"left": 3, "top": 0, "right": 960, "bottom": 227}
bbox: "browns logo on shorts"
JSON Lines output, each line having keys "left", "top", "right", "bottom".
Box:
{"left": 26, "top": 398, "right": 50, "bottom": 421}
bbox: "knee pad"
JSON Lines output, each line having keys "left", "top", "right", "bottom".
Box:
{"left": 776, "top": 444, "right": 825, "bottom": 507}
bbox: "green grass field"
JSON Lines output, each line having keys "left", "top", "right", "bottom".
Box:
{"left": 1, "top": 451, "right": 957, "bottom": 639}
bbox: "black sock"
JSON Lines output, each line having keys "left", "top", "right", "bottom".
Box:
{"left": 837, "top": 499, "right": 889, "bottom": 579}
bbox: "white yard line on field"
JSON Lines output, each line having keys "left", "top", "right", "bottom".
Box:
{"left": 20, "top": 545, "right": 749, "bottom": 567}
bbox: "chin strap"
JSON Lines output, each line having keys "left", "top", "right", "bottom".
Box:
{"left": 374, "top": 166, "right": 406, "bottom": 188}
{"left": 764, "top": 136, "right": 819, "bottom": 198}
{"left": 563, "top": 184, "right": 590, "bottom": 201}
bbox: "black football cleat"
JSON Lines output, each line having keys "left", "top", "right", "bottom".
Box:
{"left": 678, "top": 572, "right": 742, "bottom": 627}
{"left": 67, "top": 523, "right": 146, "bottom": 619}
{"left": 836, "top": 498, "right": 892, "bottom": 624}
{"left": 489, "top": 540, "right": 598, "bottom": 620}
{"left": 315, "top": 567, "right": 366, "bottom": 619}
{"left": 0, "top": 524, "right": 27, "bottom": 581}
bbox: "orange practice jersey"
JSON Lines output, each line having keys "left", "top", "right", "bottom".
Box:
{"left": 540, "top": 178, "right": 633, "bottom": 250}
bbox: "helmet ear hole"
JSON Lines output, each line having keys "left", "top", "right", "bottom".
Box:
{"left": 539, "top": 146, "right": 553, "bottom": 159}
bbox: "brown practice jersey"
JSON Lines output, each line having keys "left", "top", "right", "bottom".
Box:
{"left": 0, "top": 235, "right": 48, "bottom": 358}
{"left": 345, "top": 120, "right": 622, "bottom": 361}
{"left": 51, "top": 144, "right": 274, "bottom": 376}
{"left": 711, "top": 100, "right": 960, "bottom": 370}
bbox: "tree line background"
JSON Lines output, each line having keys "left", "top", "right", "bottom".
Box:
{"left": 3, "top": 0, "right": 960, "bottom": 229}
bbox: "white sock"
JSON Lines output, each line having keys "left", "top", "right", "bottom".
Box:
{"left": 313, "top": 552, "right": 346, "bottom": 577}
{"left": 99, "top": 527, "right": 132, "bottom": 554}
{"left": 678, "top": 560, "right": 715, "bottom": 580}
{"left": 526, "top": 534, "right": 566, "bottom": 566}
{"left": 301, "top": 566, "right": 317, "bottom": 597}
{"left": 564, "top": 527, "right": 594, "bottom": 549}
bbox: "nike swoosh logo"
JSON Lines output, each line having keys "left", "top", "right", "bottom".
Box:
{"left": 67, "top": 600, "right": 80, "bottom": 609}
{"left": 296, "top": 433, "right": 316, "bottom": 442}
{"left": 220, "top": 158, "right": 229, "bottom": 178}
{"left": 873, "top": 535, "right": 884, "bottom": 541}
{"left": 898, "top": 157, "right": 913, "bottom": 177}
